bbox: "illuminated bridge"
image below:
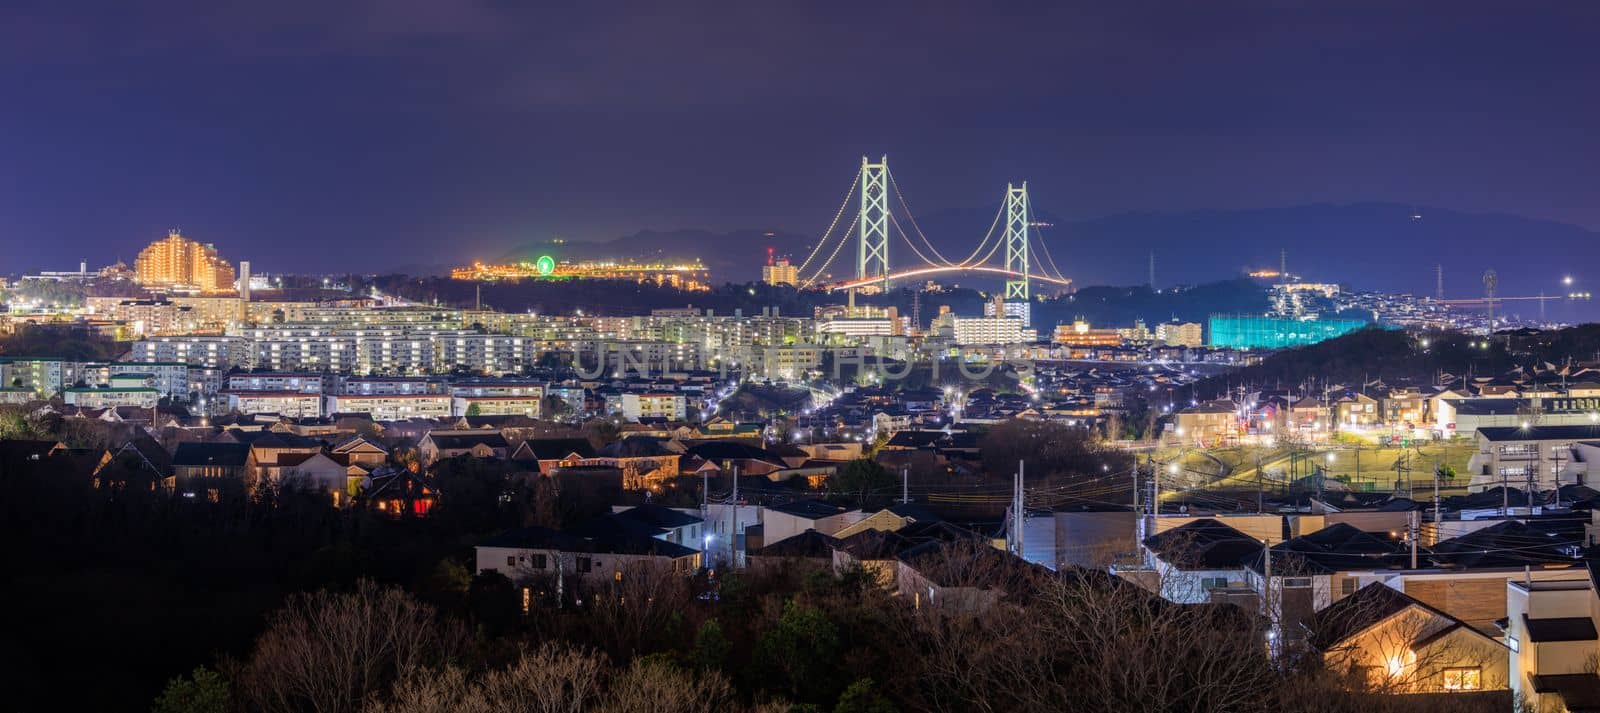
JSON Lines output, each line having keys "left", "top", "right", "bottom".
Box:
{"left": 795, "top": 156, "right": 1072, "bottom": 297}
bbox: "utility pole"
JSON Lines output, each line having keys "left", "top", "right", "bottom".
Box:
{"left": 901, "top": 466, "right": 910, "bottom": 504}
{"left": 1408, "top": 509, "right": 1420, "bottom": 569}
{"left": 728, "top": 465, "right": 740, "bottom": 568}
{"left": 701, "top": 467, "right": 711, "bottom": 564}
{"left": 1010, "top": 459, "right": 1026, "bottom": 556}
{"left": 1132, "top": 461, "right": 1143, "bottom": 545}
{"left": 1527, "top": 465, "right": 1537, "bottom": 515}
{"left": 1501, "top": 466, "right": 1509, "bottom": 517}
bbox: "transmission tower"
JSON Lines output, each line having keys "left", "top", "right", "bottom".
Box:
{"left": 1004, "top": 182, "right": 1030, "bottom": 300}
{"left": 857, "top": 156, "right": 889, "bottom": 292}
{"left": 1148, "top": 251, "right": 1156, "bottom": 289}
{"left": 1435, "top": 264, "right": 1444, "bottom": 300}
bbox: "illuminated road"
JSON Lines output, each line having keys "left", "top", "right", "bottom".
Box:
{"left": 823, "top": 265, "right": 1074, "bottom": 291}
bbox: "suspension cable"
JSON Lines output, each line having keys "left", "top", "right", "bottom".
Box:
{"left": 955, "top": 200, "right": 1007, "bottom": 267}
{"left": 799, "top": 208, "right": 861, "bottom": 288}
{"left": 795, "top": 166, "right": 861, "bottom": 276}
{"left": 886, "top": 167, "right": 955, "bottom": 265}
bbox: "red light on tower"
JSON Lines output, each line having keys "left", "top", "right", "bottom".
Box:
{"left": 767, "top": 246, "right": 774, "bottom": 265}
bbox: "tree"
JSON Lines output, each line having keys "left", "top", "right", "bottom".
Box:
{"left": 602, "top": 657, "right": 733, "bottom": 713}
{"left": 834, "top": 679, "right": 895, "bottom": 713}
{"left": 368, "top": 644, "right": 606, "bottom": 713}
{"left": 152, "top": 667, "right": 229, "bottom": 713}
{"left": 754, "top": 600, "right": 842, "bottom": 703}
{"left": 833, "top": 459, "right": 895, "bottom": 507}
{"left": 690, "top": 619, "right": 731, "bottom": 671}
{"left": 465, "top": 403, "right": 482, "bottom": 417}
{"left": 235, "top": 580, "right": 468, "bottom": 713}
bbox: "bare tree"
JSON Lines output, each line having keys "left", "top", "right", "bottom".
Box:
{"left": 368, "top": 644, "right": 606, "bottom": 713}
{"left": 578, "top": 561, "right": 694, "bottom": 660}
{"left": 600, "top": 658, "right": 734, "bottom": 713}
{"left": 235, "top": 580, "right": 468, "bottom": 713}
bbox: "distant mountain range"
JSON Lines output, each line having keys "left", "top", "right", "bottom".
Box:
{"left": 387, "top": 202, "right": 1600, "bottom": 321}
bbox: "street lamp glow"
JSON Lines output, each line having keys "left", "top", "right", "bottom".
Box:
{"left": 1564, "top": 276, "right": 1574, "bottom": 286}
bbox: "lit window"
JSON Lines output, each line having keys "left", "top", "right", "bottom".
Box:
{"left": 1442, "top": 667, "right": 1481, "bottom": 691}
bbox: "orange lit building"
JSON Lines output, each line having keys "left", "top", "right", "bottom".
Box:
{"left": 452, "top": 258, "right": 710, "bottom": 291}
{"left": 1053, "top": 320, "right": 1123, "bottom": 347}
{"left": 134, "top": 230, "right": 238, "bottom": 293}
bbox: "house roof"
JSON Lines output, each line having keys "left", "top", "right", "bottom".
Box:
{"left": 515, "top": 437, "right": 596, "bottom": 460}
{"left": 766, "top": 499, "right": 850, "bottom": 520}
{"left": 1428, "top": 519, "right": 1581, "bottom": 568}
{"left": 172, "top": 442, "right": 251, "bottom": 467}
{"left": 425, "top": 431, "right": 510, "bottom": 450}
{"left": 835, "top": 528, "right": 914, "bottom": 559}
{"left": 1524, "top": 615, "right": 1599, "bottom": 643}
{"left": 1479, "top": 425, "right": 1600, "bottom": 442}
{"left": 598, "top": 437, "right": 675, "bottom": 458}
{"left": 481, "top": 525, "right": 698, "bottom": 558}
{"left": 750, "top": 529, "right": 840, "bottom": 558}
{"left": 1530, "top": 674, "right": 1600, "bottom": 713}
{"left": 1309, "top": 583, "right": 1444, "bottom": 650}
{"left": 686, "top": 441, "right": 785, "bottom": 464}
{"left": 613, "top": 503, "right": 701, "bottom": 529}
{"left": 1142, "top": 518, "right": 1262, "bottom": 570}
{"left": 1243, "top": 523, "right": 1409, "bottom": 575}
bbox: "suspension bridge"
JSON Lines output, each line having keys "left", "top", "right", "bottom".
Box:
{"left": 792, "top": 156, "right": 1073, "bottom": 296}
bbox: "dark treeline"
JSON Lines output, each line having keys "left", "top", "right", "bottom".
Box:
{"left": 1180, "top": 324, "right": 1600, "bottom": 402}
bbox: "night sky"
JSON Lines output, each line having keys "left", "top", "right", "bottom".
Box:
{"left": 4, "top": 2, "right": 1599, "bottom": 296}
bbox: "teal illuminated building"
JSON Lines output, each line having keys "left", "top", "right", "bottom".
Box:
{"left": 1207, "top": 314, "right": 1366, "bottom": 349}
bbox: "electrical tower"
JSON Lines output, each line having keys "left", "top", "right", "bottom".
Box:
{"left": 1435, "top": 264, "right": 1443, "bottom": 300}
{"left": 1148, "top": 251, "right": 1156, "bottom": 289}
{"left": 1004, "top": 182, "right": 1030, "bottom": 300}
{"left": 857, "top": 156, "right": 890, "bottom": 292}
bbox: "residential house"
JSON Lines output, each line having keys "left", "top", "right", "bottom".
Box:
{"left": 1309, "top": 583, "right": 1509, "bottom": 693}
{"left": 1335, "top": 393, "right": 1380, "bottom": 428}
{"left": 762, "top": 499, "right": 862, "bottom": 545}
{"left": 1505, "top": 577, "right": 1600, "bottom": 711}
{"left": 1466, "top": 424, "right": 1600, "bottom": 493}
{"left": 419, "top": 430, "right": 511, "bottom": 463}
{"left": 1171, "top": 401, "right": 1236, "bottom": 445}
{"left": 1139, "top": 518, "right": 1265, "bottom": 604}
{"left": 475, "top": 523, "right": 702, "bottom": 592}
{"left": 511, "top": 437, "right": 598, "bottom": 474}
{"left": 171, "top": 442, "right": 252, "bottom": 498}
{"left": 331, "top": 434, "right": 389, "bottom": 467}
{"left": 594, "top": 437, "right": 681, "bottom": 490}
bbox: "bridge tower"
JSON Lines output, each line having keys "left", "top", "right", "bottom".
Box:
{"left": 857, "top": 156, "right": 890, "bottom": 293}
{"left": 1004, "top": 182, "right": 1030, "bottom": 301}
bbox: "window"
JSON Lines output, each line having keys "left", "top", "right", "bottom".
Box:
{"left": 532, "top": 554, "right": 547, "bottom": 570}
{"left": 1282, "top": 577, "right": 1312, "bottom": 588}
{"left": 1442, "top": 667, "right": 1482, "bottom": 691}
{"left": 1200, "top": 577, "right": 1228, "bottom": 590}
{"left": 576, "top": 557, "right": 592, "bottom": 573}
{"left": 1341, "top": 579, "right": 1357, "bottom": 596}
{"left": 506, "top": 556, "right": 516, "bottom": 567}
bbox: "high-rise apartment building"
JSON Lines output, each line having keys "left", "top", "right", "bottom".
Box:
{"left": 134, "top": 230, "right": 238, "bottom": 293}
{"left": 763, "top": 256, "right": 799, "bottom": 286}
